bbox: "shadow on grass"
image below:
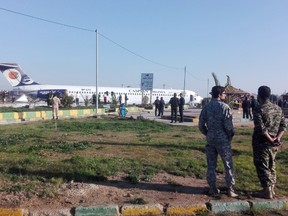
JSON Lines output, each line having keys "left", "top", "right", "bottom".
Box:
{"left": 6, "top": 164, "right": 271, "bottom": 200}
{"left": 90, "top": 140, "right": 207, "bottom": 153}
{"left": 7, "top": 167, "right": 208, "bottom": 195}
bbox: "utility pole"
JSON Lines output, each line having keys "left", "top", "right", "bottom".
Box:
{"left": 207, "top": 78, "right": 209, "bottom": 98}
{"left": 183, "top": 66, "right": 186, "bottom": 95}
{"left": 95, "top": 29, "right": 98, "bottom": 115}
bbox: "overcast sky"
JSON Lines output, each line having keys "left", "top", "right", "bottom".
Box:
{"left": 0, "top": 0, "right": 287, "bottom": 97}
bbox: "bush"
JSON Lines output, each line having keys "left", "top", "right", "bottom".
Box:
{"left": 61, "top": 94, "right": 74, "bottom": 108}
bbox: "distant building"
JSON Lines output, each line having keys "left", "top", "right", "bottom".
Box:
{"left": 221, "top": 75, "right": 249, "bottom": 109}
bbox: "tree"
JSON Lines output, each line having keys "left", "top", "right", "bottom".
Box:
{"left": 61, "top": 93, "right": 74, "bottom": 108}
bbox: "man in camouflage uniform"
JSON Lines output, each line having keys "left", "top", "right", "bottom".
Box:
{"left": 198, "top": 86, "right": 237, "bottom": 197}
{"left": 252, "top": 86, "right": 286, "bottom": 199}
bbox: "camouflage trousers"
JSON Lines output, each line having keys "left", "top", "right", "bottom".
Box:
{"left": 253, "top": 145, "right": 278, "bottom": 187}
{"left": 206, "top": 143, "right": 235, "bottom": 188}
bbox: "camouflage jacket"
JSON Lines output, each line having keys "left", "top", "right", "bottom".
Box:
{"left": 253, "top": 101, "right": 286, "bottom": 146}
{"left": 198, "top": 98, "right": 234, "bottom": 143}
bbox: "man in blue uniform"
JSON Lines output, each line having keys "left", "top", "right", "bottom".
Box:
{"left": 198, "top": 86, "right": 237, "bottom": 197}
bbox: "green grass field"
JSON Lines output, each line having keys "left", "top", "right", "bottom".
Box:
{"left": 0, "top": 116, "right": 287, "bottom": 199}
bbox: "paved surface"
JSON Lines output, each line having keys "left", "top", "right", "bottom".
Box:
{"left": 129, "top": 107, "right": 254, "bottom": 127}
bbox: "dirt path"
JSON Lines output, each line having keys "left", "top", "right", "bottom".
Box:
{"left": 0, "top": 172, "right": 227, "bottom": 210}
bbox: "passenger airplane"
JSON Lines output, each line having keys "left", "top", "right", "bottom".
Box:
{"left": 0, "top": 63, "right": 203, "bottom": 106}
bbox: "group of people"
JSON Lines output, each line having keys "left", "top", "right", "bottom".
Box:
{"left": 153, "top": 93, "right": 186, "bottom": 123}
{"left": 169, "top": 93, "right": 185, "bottom": 123}
{"left": 96, "top": 92, "right": 129, "bottom": 107}
{"left": 101, "top": 92, "right": 129, "bottom": 106}
{"left": 198, "top": 85, "right": 286, "bottom": 199}
{"left": 241, "top": 95, "right": 257, "bottom": 119}
{"left": 153, "top": 96, "right": 165, "bottom": 117}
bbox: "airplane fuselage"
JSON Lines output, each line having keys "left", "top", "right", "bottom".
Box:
{"left": 0, "top": 63, "right": 203, "bottom": 106}
{"left": 13, "top": 84, "right": 203, "bottom": 105}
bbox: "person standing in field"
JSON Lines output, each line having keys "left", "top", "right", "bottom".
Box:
{"left": 179, "top": 93, "right": 185, "bottom": 122}
{"left": 169, "top": 93, "right": 179, "bottom": 123}
{"left": 158, "top": 97, "right": 165, "bottom": 117}
{"left": 242, "top": 96, "right": 252, "bottom": 119}
{"left": 125, "top": 93, "right": 129, "bottom": 106}
{"left": 250, "top": 95, "right": 257, "bottom": 117}
{"left": 198, "top": 85, "right": 238, "bottom": 197}
{"left": 52, "top": 93, "right": 61, "bottom": 120}
{"left": 153, "top": 96, "right": 160, "bottom": 117}
{"left": 75, "top": 93, "right": 79, "bottom": 106}
{"left": 252, "top": 85, "right": 286, "bottom": 199}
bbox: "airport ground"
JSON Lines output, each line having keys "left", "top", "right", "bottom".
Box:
{"left": 128, "top": 107, "right": 255, "bottom": 127}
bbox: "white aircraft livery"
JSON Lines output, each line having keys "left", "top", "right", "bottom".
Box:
{"left": 0, "top": 63, "right": 203, "bottom": 106}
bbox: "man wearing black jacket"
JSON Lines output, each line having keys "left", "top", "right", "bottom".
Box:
{"left": 169, "top": 93, "right": 179, "bottom": 123}
{"left": 179, "top": 93, "right": 185, "bottom": 122}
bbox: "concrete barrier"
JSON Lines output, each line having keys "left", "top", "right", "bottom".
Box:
{"left": 121, "top": 204, "right": 163, "bottom": 216}
{"left": 24, "top": 208, "right": 72, "bottom": 216}
{"left": 249, "top": 199, "right": 288, "bottom": 211}
{"left": 207, "top": 200, "right": 250, "bottom": 214}
{"left": 0, "top": 106, "right": 141, "bottom": 124}
{"left": 166, "top": 204, "right": 208, "bottom": 215}
{"left": 0, "top": 208, "right": 23, "bottom": 216}
{"left": 75, "top": 205, "right": 119, "bottom": 216}
{"left": 0, "top": 199, "right": 288, "bottom": 216}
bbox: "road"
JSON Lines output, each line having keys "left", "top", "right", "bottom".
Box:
{"left": 129, "top": 107, "right": 254, "bottom": 127}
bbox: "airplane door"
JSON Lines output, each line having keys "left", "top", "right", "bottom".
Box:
{"left": 189, "top": 95, "right": 194, "bottom": 102}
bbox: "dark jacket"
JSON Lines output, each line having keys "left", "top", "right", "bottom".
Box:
{"left": 169, "top": 97, "right": 179, "bottom": 108}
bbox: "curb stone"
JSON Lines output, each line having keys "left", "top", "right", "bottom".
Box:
{"left": 24, "top": 208, "right": 72, "bottom": 216}
{"left": 249, "top": 199, "right": 288, "bottom": 211}
{"left": 1, "top": 199, "right": 288, "bottom": 215}
{"left": 166, "top": 204, "right": 208, "bottom": 215}
{"left": 207, "top": 200, "right": 250, "bottom": 214}
{"left": 121, "top": 204, "right": 163, "bottom": 216}
{"left": 0, "top": 208, "right": 23, "bottom": 216}
{"left": 75, "top": 205, "right": 119, "bottom": 216}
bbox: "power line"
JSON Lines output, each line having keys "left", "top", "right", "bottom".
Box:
{"left": 0, "top": 7, "right": 93, "bottom": 32}
{"left": 98, "top": 33, "right": 182, "bottom": 70}
{"left": 0, "top": 7, "right": 183, "bottom": 70}
{"left": 186, "top": 70, "right": 207, "bottom": 82}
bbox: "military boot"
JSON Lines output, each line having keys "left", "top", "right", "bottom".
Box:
{"left": 255, "top": 186, "right": 273, "bottom": 199}
{"left": 227, "top": 186, "right": 238, "bottom": 198}
{"left": 208, "top": 185, "right": 220, "bottom": 196}
{"left": 271, "top": 184, "right": 276, "bottom": 196}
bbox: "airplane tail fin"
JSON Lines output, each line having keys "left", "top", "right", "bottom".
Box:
{"left": 0, "top": 63, "right": 39, "bottom": 87}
